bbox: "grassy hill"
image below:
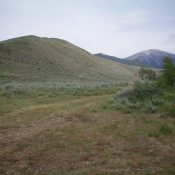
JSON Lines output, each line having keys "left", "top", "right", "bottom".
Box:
{"left": 0, "top": 36, "right": 138, "bottom": 91}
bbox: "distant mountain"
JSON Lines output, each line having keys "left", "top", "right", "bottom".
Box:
{"left": 94, "top": 53, "right": 121, "bottom": 62}
{"left": 0, "top": 35, "right": 137, "bottom": 86}
{"left": 125, "top": 49, "right": 175, "bottom": 68}
{"left": 94, "top": 53, "right": 125, "bottom": 63}
{"left": 94, "top": 53, "right": 134, "bottom": 66}
{"left": 95, "top": 49, "right": 175, "bottom": 68}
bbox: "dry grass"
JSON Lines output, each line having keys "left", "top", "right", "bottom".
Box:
{"left": 0, "top": 94, "right": 175, "bottom": 175}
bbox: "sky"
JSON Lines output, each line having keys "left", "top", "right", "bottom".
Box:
{"left": 0, "top": 0, "right": 175, "bottom": 57}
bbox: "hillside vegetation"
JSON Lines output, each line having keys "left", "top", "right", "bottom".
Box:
{"left": 113, "top": 57, "right": 175, "bottom": 117}
{"left": 0, "top": 36, "right": 138, "bottom": 94}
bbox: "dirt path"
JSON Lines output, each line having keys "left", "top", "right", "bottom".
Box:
{"left": 6, "top": 94, "right": 113, "bottom": 116}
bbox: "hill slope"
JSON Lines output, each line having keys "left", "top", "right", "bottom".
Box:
{"left": 95, "top": 49, "right": 175, "bottom": 68}
{"left": 94, "top": 53, "right": 122, "bottom": 62}
{"left": 94, "top": 53, "right": 134, "bottom": 66}
{"left": 0, "top": 36, "right": 137, "bottom": 89}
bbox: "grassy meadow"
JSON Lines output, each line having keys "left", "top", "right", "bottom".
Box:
{"left": 0, "top": 84, "right": 175, "bottom": 175}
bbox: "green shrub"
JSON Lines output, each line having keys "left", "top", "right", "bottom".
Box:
{"left": 163, "top": 90, "right": 175, "bottom": 101}
{"left": 128, "top": 81, "right": 159, "bottom": 102}
{"left": 144, "top": 102, "right": 156, "bottom": 113}
{"left": 148, "top": 131, "right": 160, "bottom": 138}
{"left": 152, "top": 96, "right": 164, "bottom": 105}
{"left": 159, "top": 124, "right": 172, "bottom": 135}
{"left": 160, "top": 101, "right": 175, "bottom": 117}
{"left": 114, "top": 81, "right": 162, "bottom": 113}
{"left": 158, "top": 57, "right": 175, "bottom": 86}
{"left": 148, "top": 124, "right": 172, "bottom": 138}
{"left": 167, "top": 106, "right": 175, "bottom": 117}
{"left": 163, "top": 104, "right": 175, "bottom": 117}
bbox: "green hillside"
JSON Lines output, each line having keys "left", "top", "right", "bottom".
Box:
{"left": 0, "top": 35, "right": 138, "bottom": 90}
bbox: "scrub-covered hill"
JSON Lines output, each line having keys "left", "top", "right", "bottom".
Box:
{"left": 0, "top": 35, "right": 138, "bottom": 92}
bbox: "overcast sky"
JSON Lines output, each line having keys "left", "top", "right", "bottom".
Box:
{"left": 0, "top": 0, "right": 175, "bottom": 57}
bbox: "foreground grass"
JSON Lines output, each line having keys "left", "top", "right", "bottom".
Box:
{"left": 0, "top": 93, "right": 175, "bottom": 175}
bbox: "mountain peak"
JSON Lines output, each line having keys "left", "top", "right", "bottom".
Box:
{"left": 138, "top": 49, "right": 171, "bottom": 56}
{"left": 125, "top": 49, "right": 175, "bottom": 68}
{"left": 141, "top": 49, "right": 161, "bottom": 54}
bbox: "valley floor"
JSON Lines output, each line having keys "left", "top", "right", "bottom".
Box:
{"left": 0, "top": 94, "right": 175, "bottom": 175}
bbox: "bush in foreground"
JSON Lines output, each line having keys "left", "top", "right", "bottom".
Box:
{"left": 114, "top": 80, "right": 163, "bottom": 113}
{"left": 113, "top": 57, "right": 175, "bottom": 116}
